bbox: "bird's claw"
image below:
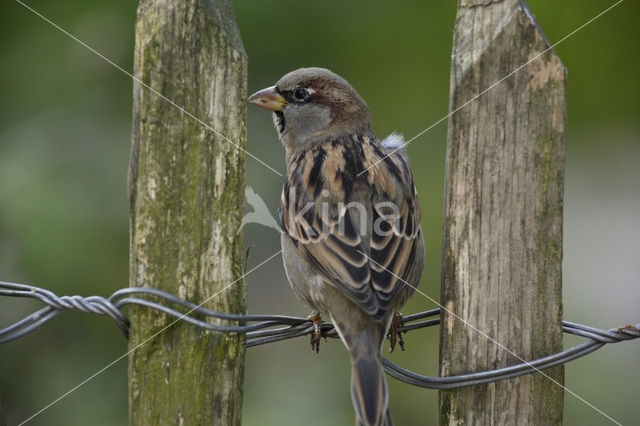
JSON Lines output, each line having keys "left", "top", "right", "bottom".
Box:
{"left": 387, "top": 313, "right": 405, "bottom": 353}
{"left": 308, "top": 313, "right": 323, "bottom": 353}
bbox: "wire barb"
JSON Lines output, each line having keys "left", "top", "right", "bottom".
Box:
{"left": 1, "top": 281, "right": 637, "bottom": 389}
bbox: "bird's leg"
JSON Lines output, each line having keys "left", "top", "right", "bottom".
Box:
{"left": 307, "top": 313, "right": 323, "bottom": 353}
{"left": 387, "top": 312, "right": 405, "bottom": 353}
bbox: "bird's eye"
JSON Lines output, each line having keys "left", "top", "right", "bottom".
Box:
{"left": 294, "top": 88, "right": 308, "bottom": 101}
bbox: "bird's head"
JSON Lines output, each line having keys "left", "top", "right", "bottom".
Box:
{"left": 248, "top": 67, "right": 372, "bottom": 156}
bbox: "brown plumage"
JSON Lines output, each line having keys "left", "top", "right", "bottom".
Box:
{"left": 249, "top": 67, "right": 424, "bottom": 426}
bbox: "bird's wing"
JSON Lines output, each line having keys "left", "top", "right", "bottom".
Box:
{"left": 369, "top": 134, "right": 422, "bottom": 310}
{"left": 281, "top": 134, "right": 422, "bottom": 320}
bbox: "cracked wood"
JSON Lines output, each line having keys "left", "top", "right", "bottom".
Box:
{"left": 439, "top": 0, "right": 566, "bottom": 424}
{"left": 128, "top": 0, "right": 248, "bottom": 424}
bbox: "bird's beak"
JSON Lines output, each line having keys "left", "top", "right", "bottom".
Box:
{"left": 248, "top": 86, "right": 287, "bottom": 111}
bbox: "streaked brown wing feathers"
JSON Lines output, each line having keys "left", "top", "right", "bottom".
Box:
{"left": 281, "top": 135, "right": 422, "bottom": 320}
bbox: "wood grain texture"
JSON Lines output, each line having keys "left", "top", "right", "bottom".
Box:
{"left": 439, "top": 0, "right": 565, "bottom": 424}
{"left": 128, "top": 0, "right": 247, "bottom": 424}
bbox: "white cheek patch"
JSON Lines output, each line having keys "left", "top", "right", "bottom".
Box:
{"left": 306, "top": 88, "right": 316, "bottom": 95}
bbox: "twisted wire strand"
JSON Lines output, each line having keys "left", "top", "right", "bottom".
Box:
{"left": 1, "top": 281, "right": 638, "bottom": 389}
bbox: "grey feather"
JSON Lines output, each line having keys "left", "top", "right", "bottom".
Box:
{"left": 380, "top": 132, "right": 406, "bottom": 151}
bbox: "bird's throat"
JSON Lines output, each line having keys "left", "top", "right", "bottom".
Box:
{"left": 274, "top": 111, "right": 286, "bottom": 134}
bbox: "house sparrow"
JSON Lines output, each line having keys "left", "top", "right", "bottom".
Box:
{"left": 249, "top": 68, "right": 424, "bottom": 426}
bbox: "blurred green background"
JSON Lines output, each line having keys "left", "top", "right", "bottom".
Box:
{"left": 1, "top": 0, "right": 638, "bottom": 424}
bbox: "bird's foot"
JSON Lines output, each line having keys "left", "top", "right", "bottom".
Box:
{"left": 387, "top": 312, "right": 405, "bottom": 353}
{"left": 307, "top": 313, "right": 323, "bottom": 353}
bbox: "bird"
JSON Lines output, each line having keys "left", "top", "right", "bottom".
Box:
{"left": 248, "top": 67, "right": 424, "bottom": 426}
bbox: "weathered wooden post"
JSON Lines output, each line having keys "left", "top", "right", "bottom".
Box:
{"left": 128, "top": 0, "right": 247, "bottom": 424}
{"left": 439, "top": 0, "right": 565, "bottom": 424}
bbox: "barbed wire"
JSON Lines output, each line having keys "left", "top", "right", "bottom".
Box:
{"left": 1, "top": 280, "right": 638, "bottom": 390}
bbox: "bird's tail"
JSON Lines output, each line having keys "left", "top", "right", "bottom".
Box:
{"left": 339, "top": 319, "right": 392, "bottom": 426}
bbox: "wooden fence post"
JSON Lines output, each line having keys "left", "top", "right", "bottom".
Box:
{"left": 439, "top": 0, "right": 565, "bottom": 424}
{"left": 128, "top": 0, "right": 247, "bottom": 424}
